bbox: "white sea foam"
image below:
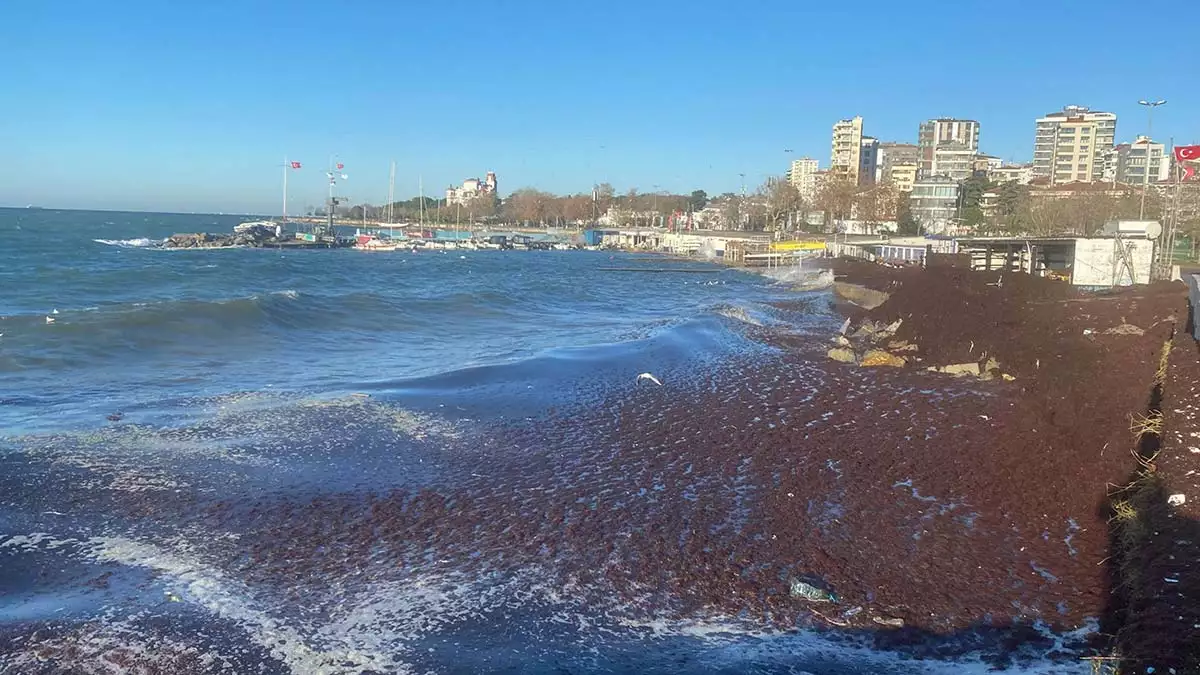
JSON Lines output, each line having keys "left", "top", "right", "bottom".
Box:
{"left": 763, "top": 265, "right": 835, "bottom": 289}
{"left": 93, "top": 237, "right": 162, "bottom": 248}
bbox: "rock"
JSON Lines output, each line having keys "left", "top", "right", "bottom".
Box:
{"left": 1168, "top": 494, "right": 1186, "bottom": 506}
{"left": 983, "top": 357, "right": 1000, "bottom": 373}
{"left": 790, "top": 578, "right": 838, "bottom": 603}
{"left": 887, "top": 340, "right": 918, "bottom": 352}
{"left": 873, "top": 616, "right": 904, "bottom": 628}
{"left": 860, "top": 350, "right": 906, "bottom": 367}
{"left": 1104, "top": 323, "right": 1145, "bottom": 336}
{"left": 1001, "top": 373, "right": 1016, "bottom": 381}
{"left": 928, "top": 363, "right": 981, "bottom": 377}
{"left": 827, "top": 348, "right": 857, "bottom": 364}
{"left": 833, "top": 282, "right": 890, "bottom": 310}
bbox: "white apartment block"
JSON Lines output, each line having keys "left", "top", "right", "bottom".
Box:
{"left": 831, "top": 116, "right": 864, "bottom": 185}
{"left": 787, "top": 157, "right": 820, "bottom": 202}
{"left": 1032, "top": 105, "right": 1117, "bottom": 183}
{"left": 1115, "top": 137, "right": 1170, "bottom": 185}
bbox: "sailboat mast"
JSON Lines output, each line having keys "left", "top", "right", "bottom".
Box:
{"left": 387, "top": 161, "right": 396, "bottom": 224}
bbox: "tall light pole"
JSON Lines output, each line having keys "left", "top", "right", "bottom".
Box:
{"left": 652, "top": 184, "right": 661, "bottom": 227}
{"left": 1138, "top": 99, "right": 1166, "bottom": 220}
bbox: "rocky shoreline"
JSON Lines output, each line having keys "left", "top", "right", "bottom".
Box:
{"left": 162, "top": 224, "right": 284, "bottom": 249}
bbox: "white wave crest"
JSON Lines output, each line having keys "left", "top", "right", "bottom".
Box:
{"left": 764, "top": 266, "right": 835, "bottom": 290}
{"left": 93, "top": 237, "right": 163, "bottom": 248}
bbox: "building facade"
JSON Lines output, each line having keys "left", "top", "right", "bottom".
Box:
{"left": 831, "top": 116, "right": 864, "bottom": 184}
{"left": 988, "top": 164, "right": 1033, "bottom": 184}
{"left": 918, "top": 119, "right": 980, "bottom": 176}
{"left": 1115, "top": 137, "right": 1170, "bottom": 186}
{"left": 446, "top": 171, "right": 498, "bottom": 206}
{"left": 1032, "top": 105, "right": 1117, "bottom": 183}
{"left": 859, "top": 137, "right": 879, "bottom": 186}
{"left": 909, "top": 176, "right": 960, "bottom": 234}
{"left": 787, "top": 157, "right": 820, "bottom": 202}
{"left": 930, "top": 143, "right": 978, "bottom": 181}
{"left": 888, "top": 163, "right": 919, "bottom": 193}
{"left": 875, "top": 142, "right": 919, "bottom": 183}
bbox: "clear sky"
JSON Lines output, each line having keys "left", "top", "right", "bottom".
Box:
{"left": 2, "top": 0, "right": 1196, "bottom": 214}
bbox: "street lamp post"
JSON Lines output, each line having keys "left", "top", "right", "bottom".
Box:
{"left": 1138, "top": 99, "right": 1166, "bottom": 220}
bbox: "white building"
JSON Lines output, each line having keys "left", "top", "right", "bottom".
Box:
{"left": 931, "top": 144, "right": 978, "bottom": 182}
{"left": 1032, "top": 105, "right": 1117, "bottom": 183}
{"left": 1115, "top": 137, "right": 1170, "bottom": 186}
{"left": 831, "top": 116, "right": 864, "bottom": 184}
{"left": 787, "top": 157, "right": 820, "bottom": 202}
{"left": 446, "top": 171, "right": 498, "bottom": 206}
{"left": 988, "top": 164, "right": 1033, "bottom": 184}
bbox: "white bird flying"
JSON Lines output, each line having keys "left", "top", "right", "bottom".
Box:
{"left": 637, "top": 373, "right": 663, "bottom": 386}
{"left": 45, "top": 316, "right": 55, "bottom": 324}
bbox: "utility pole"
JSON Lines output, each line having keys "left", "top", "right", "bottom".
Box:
{"left": 739, "top": 173, "right": 746, "bottom": 231}
{"left": 1138, "top": 99, "right": 1166, "bottom": 220}
{"left": 387, "top": 160, "right": 396, "bottom": 224}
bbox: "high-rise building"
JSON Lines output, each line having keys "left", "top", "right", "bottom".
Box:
{"left": 1032, "top": 105, "right": 1117, "bottom": 183}
{"left": 918, "top": 119, "right": 980, "bottom": 176}
{"left": 787, "top": 157, "right": 820, "bottom": 202}
{"left": 875, "top": 143, "right": 920, "bottom": 183}
{"left": 831, "top": 116, "right": 864, "bottom": 184}
{"left": 1115, "top": 137, "right": 1170, "bottom": 186}
{"left": 859, "top": 137, "right": 880, "bottom": 186}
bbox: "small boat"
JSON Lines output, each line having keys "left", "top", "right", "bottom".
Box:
{"left": 354, "top": 233, "right": 399, "bottom": 252}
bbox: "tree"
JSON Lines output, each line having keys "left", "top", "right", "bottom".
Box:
{"left": 758, "top": 178, "right": 804, "bottom": 231}
{"left": 814, "top": 175, "right": 857, "bottom": 223}
{"left": 853, "top": 183, "right": 898, "bottom": 228}
{"left": 689, "top": 190, "right": 708, "bottom": 212}
{"left": 895, "top": 193, "right": 920, "bottom": 235}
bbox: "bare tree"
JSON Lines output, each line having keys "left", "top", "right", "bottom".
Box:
{"left": 814, "top": 175, "right": 857, "bottom": 223}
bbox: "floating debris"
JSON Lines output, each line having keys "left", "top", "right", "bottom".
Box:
{"left": 789, "top": 578, "right": 838, "bottom": 603}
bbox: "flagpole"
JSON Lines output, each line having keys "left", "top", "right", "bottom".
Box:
{"left": 282, "top": 156, "right": 288, "bottom": 223}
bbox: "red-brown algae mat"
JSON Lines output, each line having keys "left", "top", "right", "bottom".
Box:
{"left": 187, "top": 265, "right": 1181, "bottom": 633}
{"left": 5, "top": 258, "right": 1196, "bottom": 673}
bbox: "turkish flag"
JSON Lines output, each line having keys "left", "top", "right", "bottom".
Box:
{"left": 1184, "top": 165, "right": 1197, "bottom": 182}
{"left": 290, "top": 161, "right": 302, "bottom": 169}
{"left": 336, "top": 163, "right": 345, "bottom": 170}
{"left": 1175, "top": 145, "right": 1200, "bottom": 162}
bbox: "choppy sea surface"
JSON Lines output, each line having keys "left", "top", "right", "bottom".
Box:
{"left": 1, "top": 209, "right": 1089, "bottom": 673}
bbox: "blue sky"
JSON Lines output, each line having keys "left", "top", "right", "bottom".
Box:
{"left": 2, "top": 0, "right": 1196, "bottom": 213}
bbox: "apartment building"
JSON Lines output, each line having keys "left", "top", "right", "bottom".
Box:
{"left": 1032, "top": 105, "right": 1117, "bottom": 183}
{"left": 787, "top": 157, "right": 820, "bottom": 202}
{"left": 831, "top": 116, "right": 864, "bottom": 184}
{"left": 918, "top": 118, "right": 980, "bottom": 176}
{"left": 1115, "top": 137, "right": 1170, "bottom": 186}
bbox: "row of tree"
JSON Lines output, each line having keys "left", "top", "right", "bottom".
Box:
{"left": 320, "top": 175, "right": 1200, "bottom": 249}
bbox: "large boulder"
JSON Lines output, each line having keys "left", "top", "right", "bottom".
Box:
{"left": 833, "top": 282, "right": 890, "bottom": 310}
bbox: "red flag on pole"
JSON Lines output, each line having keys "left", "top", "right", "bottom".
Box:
{"left": 1175, "top": 146, "right": 1200, "bottom": 162}
{"left": 336, "top": 162, "right": 345, "bottom": 170}
{"left": 1184, "top": 165, "right": 1197, "bottom": 182}
{"left": 290, "top": 161, "right": 302, "bottom": 169}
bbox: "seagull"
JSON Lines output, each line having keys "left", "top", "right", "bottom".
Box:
{"left": 45, "top": 316, "right": 55, "bottom": 324}
{"left": 637, "top": 373, "right": 663, "bottom": 387}
{"left": 51, "top": 308, "right": 59, "bottom": 314}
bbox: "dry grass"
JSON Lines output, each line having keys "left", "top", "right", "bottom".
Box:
{"left": 1129, "top": 411, "right": 1164, "bottom": 440}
